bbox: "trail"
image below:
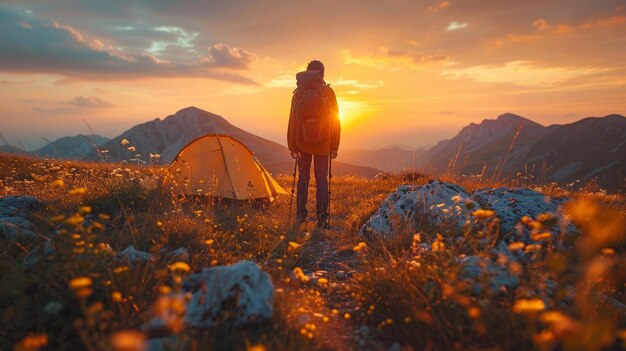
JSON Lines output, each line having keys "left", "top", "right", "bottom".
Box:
{"left": 289, "top": 224, "right": 376, "bottom": 351}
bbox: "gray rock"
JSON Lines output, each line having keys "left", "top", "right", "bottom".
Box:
{"left": 460, "top": 255, "right": 519, "bottom": 294}
{"left": 164, "top": 247, "right": 190, "bottom": 263}
{"left": 116, "top": 245, "right": 154, "bottom": 263}
{"left": 183, "top": 260, "right": 274, "bottom": 328}
{"left": 146, "top": 336, "right": 190, "bottom": 351}
{"left": 473, "top": 188, "right": 577, "bottom": 243}
{"left": 0, "top": 196, "right": 45, "bottom": 239}
{"left": 360, "top": 180, "right": 479, "bottom": 239}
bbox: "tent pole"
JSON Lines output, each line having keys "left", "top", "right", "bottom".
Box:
{"left": 215, "top": 134, "right": 237, "bottom": 199}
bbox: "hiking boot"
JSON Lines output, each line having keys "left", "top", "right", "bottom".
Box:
{"left": 316, "top": 219, "right": 330, "bottom": 229}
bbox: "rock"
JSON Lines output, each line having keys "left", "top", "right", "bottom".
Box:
{"left": 116, "top": 245, "right": 154, "bottom": 263}
{"left": 0, "top": 196, "right": 45, "bottom": 239}
{"left": 146, "top": 336, "right": 190, "bottom": 351}
{"left": 460, "top": 255, "right": 519, "bottom": 294}
{"left": 360, "top": 180, "right": 479, "bottom": 239}
{"left": 163, "top": 247, "right": 190, "bottom": 263}
{"left": 183, "top": 260, "right": 274, "bottom": 328}
{"left": 473, "top": 188, "right": 577, "bottom": 243}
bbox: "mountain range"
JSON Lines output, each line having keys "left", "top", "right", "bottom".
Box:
{"left": 417, "top": 113, "right": 625, "bottom": 191}
{"left": 0, "top": 134, "right": 109, "bottom": 159}
{"left": 1, "top": 108, "right": 624, "bottom": 190}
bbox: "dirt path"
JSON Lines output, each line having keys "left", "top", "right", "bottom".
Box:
{"left": 289, "top": 224, "right": 378, "bottom": 351}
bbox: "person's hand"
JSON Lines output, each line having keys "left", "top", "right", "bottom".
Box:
{"left": 330, "top": 151, "right": 338, "bottom": 159}
{"left": 290, "top": 150, "right": 299, "bottom": 159}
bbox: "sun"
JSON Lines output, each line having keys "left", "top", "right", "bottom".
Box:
{"left": 339, "top": 109, "right": 345, "bottom": 121}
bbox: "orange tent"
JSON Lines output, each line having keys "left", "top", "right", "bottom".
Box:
{"left": 167, "top": 134, "right": 287, "bottom": 201}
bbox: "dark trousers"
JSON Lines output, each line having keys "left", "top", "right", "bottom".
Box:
{"left": 296, "top": 153, "right": 329, "bottom": 222}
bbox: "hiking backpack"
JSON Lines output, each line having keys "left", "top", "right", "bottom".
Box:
{"left": 295, "top": 70, "right": 331, "bottom": 145}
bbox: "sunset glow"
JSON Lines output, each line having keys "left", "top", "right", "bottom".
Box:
{"left": 0, "top": 0, "right": 625, "bottom": 149}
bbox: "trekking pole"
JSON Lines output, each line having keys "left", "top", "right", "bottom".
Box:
{"left": 288, "top": 157, "right": 298, "bottom": 226}
{"left": 328, "top": 153, "right": 332, "bottom": 224}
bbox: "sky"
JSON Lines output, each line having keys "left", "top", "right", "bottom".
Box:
{"left": 0, "top": 0, "right": 625, "bottom": 150}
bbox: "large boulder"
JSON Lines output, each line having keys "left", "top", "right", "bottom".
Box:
{"left": 183, "top": 260, "right": 274, "bottom": 328}
{"left": 473, "top": 188, "right": 576, "bottom": 244}
{"left": 0, "top": 196, "right": 45, "bottom": 239}
{"left": 360, "top": 180, "right": 479, "bottom": 239}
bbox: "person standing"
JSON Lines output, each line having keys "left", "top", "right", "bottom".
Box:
{"left": 287, "top": 60, "right": 340, "bottom": 228}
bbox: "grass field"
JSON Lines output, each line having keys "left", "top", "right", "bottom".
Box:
{"left": 1, "top": 153, "right": 625, "bottom": 351}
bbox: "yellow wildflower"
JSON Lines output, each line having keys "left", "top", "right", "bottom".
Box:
{"left": 472, "top": 209, "right": 495, "bottom": 220}
{"left": 68, "top": 276, "right": 92, "bottom": 290}
{"left": 169, "top": 261, "right": 190, "bottom": 272}
{"left": 68, "top": 187, "right": 88, "bottom": 195}
{"left": 513, "top": 298, "right": 545, "bottom": 314}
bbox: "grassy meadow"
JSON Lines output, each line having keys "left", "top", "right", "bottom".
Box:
{"left": 1, "top": 153, "right": 625, "bottom": 351}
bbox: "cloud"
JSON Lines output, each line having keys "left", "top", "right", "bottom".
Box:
{"left": 446, "top": 21, "right": 468, "bottom": 31}
{"left": 0, "top": 6, "right": 259, "bottom": 84}
{"left": 67, "top": 96, "right": 113, "bottom": 108}
{"left": 341, "top": 47, "right": 450, "bottom": 70}
{"left": 202, "top": 44, "right": 258, "bottom": 69}
{"left": 441, "top": 61, "right": 612, "bottom": 88}
{"left": 33, "top": 107, "right": 73, "bottom": 114}
{"left": 426, "top": 1, "right": 451, "bottom": 13}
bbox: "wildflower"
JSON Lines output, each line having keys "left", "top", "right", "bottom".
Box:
{"left": 110, "top": 330, "right": 146, "bottom": 351}
{"left": 127, "top": 146, "right": 136, "bottom": 152}
{"left": 508, "top": 242, "right": 525, "bottom": 251}
{"left": 288, "top": 241, "right": 301, "bottom": 250}
{"left": 68, "top": 276, "right": 92, "bottom": 290}
{"left": 344, "top": 313, "right": 351, "bottom": 320}
{"left": 525, "top": 244, "right": 542, "bottom": 253}
{"left": 532, "top": 330, "right": 554, "bottom": 346}
{"left": 78, "top": 206, "right": 92, "bottom": 215}
{"left": 63, "top": 214, "right": 85, "bottom": 227}
{"left": 432, "top": 234, "right": 445, "bottom": 253}
{"left": 531, "top": 232, "right": 552, "bottom": 241}
{"left": 158, "top": 285, "right": 172, "bottom": 294}
{"left": 451, "top": 195, "right": 462, "bottom": 203}
{"left": 318, "top": 278, "right": 329, "bottom": 286}
{"left": 601, "top": 248, "right": 615, "bottom": 255}
{"left": 120, "top": 139, "right": 130, "bottom": 146}
{"left": 68, "top": 187, "right": 88, "bottom": 195}
{"left": 204, "top": 239, "right": 214, "bottom": 245}
{"left": 468, "top": 306, "right": 481, "bottom": 319}
{"left": 247, "top": 344, "right": 267, "bottom": 351}
{"left": 15, "top": 333, "right": 48, "bottom": 351}
{"left": 169, "top": 261, "right": 190, "bottom": 272}
{"left": 353, "top": 242, "right": 367, "bottom": 252}
{"left": 50, "top": 179, "right": 65, "bottom": 189}
{"left": 114, "top": 266, "right": 129, "bottom": 274}
{"left": 112, "top": 291, "right": 123, "bottom": 302}
{"left": 513, "top": 298, "right": 545, "bottom": 314}
{"left": 472, "top": 209, "right": 495, "bottom": 220}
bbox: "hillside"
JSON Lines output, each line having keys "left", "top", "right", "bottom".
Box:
{"left": 35, "top": 134, "right": 110, "bottom": 159}
{"left": 86, "top": 107, "right": 380, "bottom": 178}
{"left": 338, "top": 146, "right": 425, "bottom": 172}
{"left": 0, "top": 153, "right": 624, "bottom": 350}
{"left": 419, "top": 113, "right": 625, "bottom": 191}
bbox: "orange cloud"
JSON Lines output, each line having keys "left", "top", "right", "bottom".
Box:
{"left": 341, "top": 47, "right": 449, "bottom": 70}
{"left": 426, "top": 1, "right": 451, "bottom": 13}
